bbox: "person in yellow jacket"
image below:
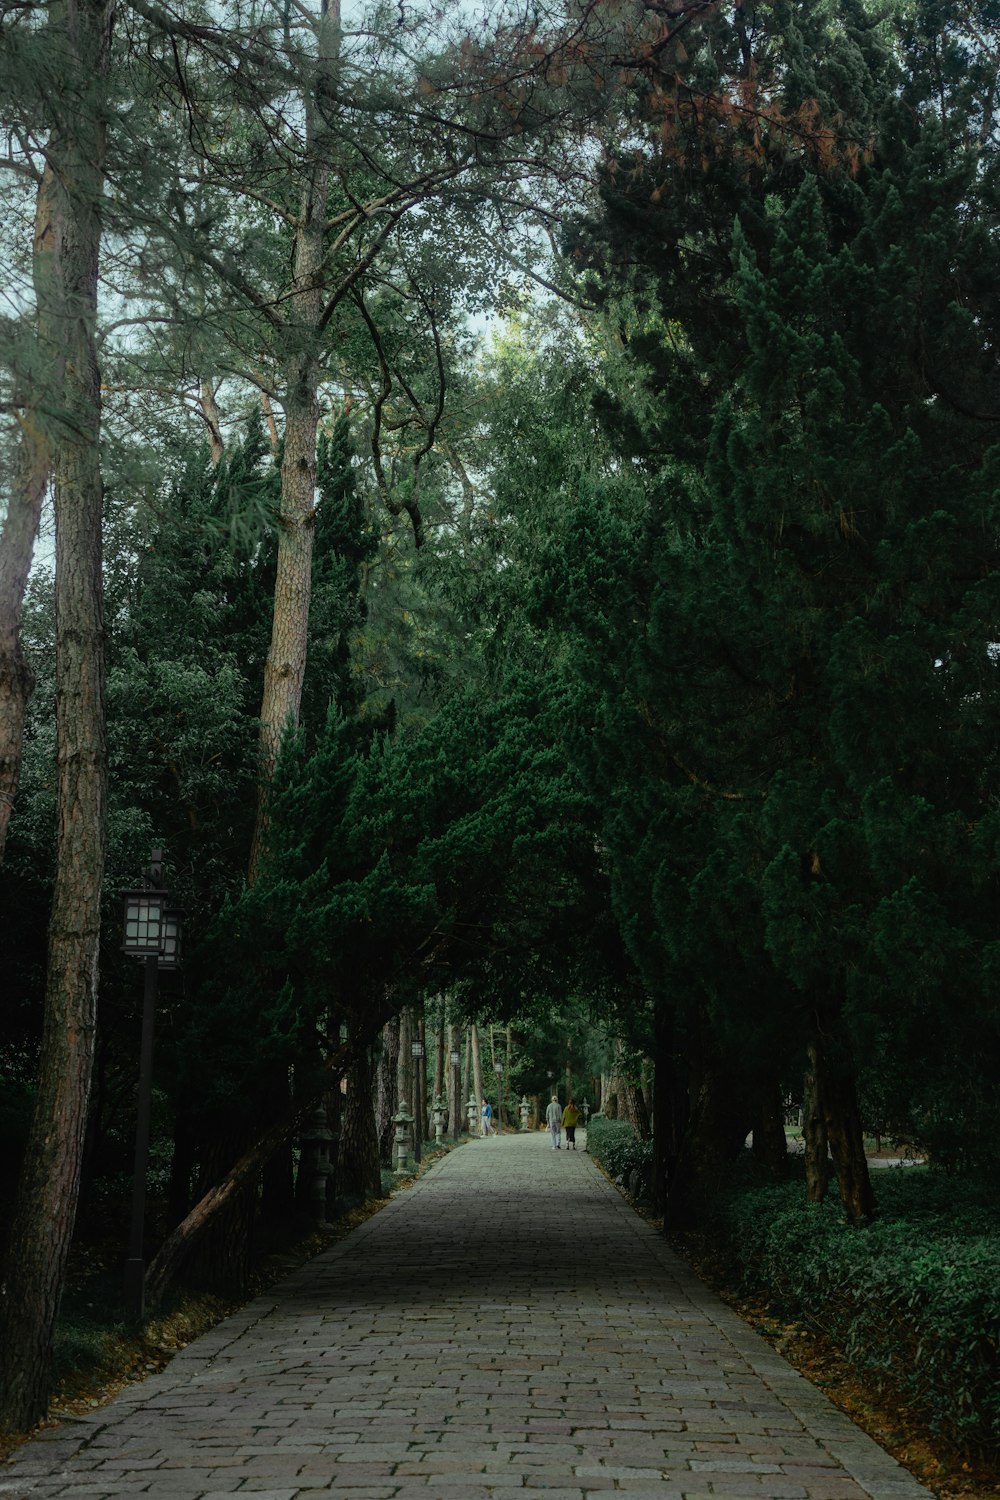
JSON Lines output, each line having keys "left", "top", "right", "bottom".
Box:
{"left": 562, "top": 1100, "right": 581, "bottom": 1150}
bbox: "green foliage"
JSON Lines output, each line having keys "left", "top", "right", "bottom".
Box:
{"left": 706, "top": 1170, "right": 1000, "bottom": 1452}
{"left": 511, "top": 0, "right": 1000, "bottom": 1187}
{"left": 587, "top": 1116, "right": 654, "bottom": 1186}
{"left": 185, "top": 661, "right": 607, "bottom": 1115}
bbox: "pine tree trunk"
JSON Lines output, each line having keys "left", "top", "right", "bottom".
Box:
{"left": 417, "top": 1012, "right": 427, "bottom": 1145}
{"left": 620, "top": 1077, "right": 652, "bottom": 1140}
{"left": 375, "top": 1015, "right": 399, "bottom": 1163}
{"left": 470, "top": 1023, "right": 484, "bottom": 1127}
{"left": 662, "top": 1041, "right": 751, "bottom": 1229}
{"left": 0, "top": 0, "right": 111, "bottom": 1426}
{"left": 187, "top": 1132, "right": 256, "bottom": 1295}
{"left": 397, "top": 1008, "right": 412, "bottom": 1126}
{"left": 324, "top": 1084, "right": 342, "bottom": 1216}
{"left": 338, "top": 1052, "right": 381, "bottom": 1201}
{"left": 247, "top": 1, "right": 338, "bottom": 882}
{"left": 813, "top": 1038, "right": 876, "bottom": 1222}
{"left": 462, "top": 1029, "right": 472, "bottom": 1125}
{"left": 447, "top": 1021, "right": 462, "bottom": 1136}
{"left": 432, "top": 1021, "right": 444, "bottom": 1123}
{"left": 803, "top": 1045, "right": 830, "bottom": 1203}
{"left": 0, "top": 422, "right": 47, "bottom": 865}
{"left": 614, "top": 1040, "right": 652, "bottom": 1139}
{"left": 751, "top": 1080, "right": 788, "bottom": 1178}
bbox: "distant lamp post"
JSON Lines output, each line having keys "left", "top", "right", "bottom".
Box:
{"left": 121, "top": 848, "right": 183, "bottom": 1321}
{"left": 493, "top": 1060, "right": 504, "bottom": 1129}
{"left": 449, "top": 1047, "right": 461, "bottom": 1140}
{"left": 411, "top": 1036, "right": 424, "bottom": 1164}
{"left": 581, "top": 1096, "right": 591, "bottom": 1152}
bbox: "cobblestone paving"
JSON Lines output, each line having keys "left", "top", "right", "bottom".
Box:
{"left": 0, "top": 1132, "right": 934, "bottom": 1500}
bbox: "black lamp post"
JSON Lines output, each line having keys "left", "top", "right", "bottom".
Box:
{"left": 411, "top": 1036, "right": 424, "bottom": 1164}
{"left": 494, "top": 1060, "right": 504, "bottom": 1129}
{"left": 449, "top": 1046, "right": 460, "bottom": 1140}
{"left": 121, "top": 848, "right": 183, "bottom": 1320}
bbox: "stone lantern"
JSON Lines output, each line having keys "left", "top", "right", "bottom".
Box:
{"left": 432, "top": 1092, "right": 447, "bottom": 1142}
{"left": 467, "top": 1094, "right": 479, "bottom": 1135}
{"left": 393, "top": 1104, "right": 415, "bottom": 1175}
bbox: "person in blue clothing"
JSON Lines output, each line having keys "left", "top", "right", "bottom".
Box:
{"left": 480, "top": 1098, "right": 496, "bottom": 1136}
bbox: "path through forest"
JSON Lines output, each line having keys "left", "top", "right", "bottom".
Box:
{"left": 1, "top": 1132, "right": 933, "bottom": 1498}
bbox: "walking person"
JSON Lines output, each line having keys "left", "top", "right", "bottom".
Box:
{"left": 562, "top": 1099, "right": 580, "bottom": 1149}
{"left": 545, "top": 1094, "right": 562, "bottom": 1149}
{"left": 481, "top": 1097, "right": 496, "bottom": 1136}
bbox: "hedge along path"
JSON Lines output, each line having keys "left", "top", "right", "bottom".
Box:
{"left": 0, "top": 1131, "right": 934, "bottom": 1500}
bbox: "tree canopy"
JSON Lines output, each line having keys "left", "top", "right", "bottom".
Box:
{"left": 3, "top": 0, "right": 1000, "bottom": 1434}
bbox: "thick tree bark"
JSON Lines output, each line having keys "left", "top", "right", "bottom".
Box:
{"left": 432, "top": 1019, "right": 444, "bottom": 1124}
{"left": 462, "top": 1028, "right": 472, "bottom": 1124}
{"left": 187, "top": 1132, "right": 256, "bottom": 1296}
{"left": 198, "top": 379, "right": 225, "bottom": 466}
{"left": 614, "top": 1040, "right": 653, "bottom": 1140}
{"left": 397, "top": 1007, "right": 413, "bottom": 1131}
{"left": 417, "top": 1012, "right": 427, "bottom": 1144}
{"left": 0, "top": 423, "right": 47, "bottom": 865}
{"left": 338, "top": 1051, "right": 382, "bottom": 1202}
{"left": 803, "top": 1044, "right": 830, "bottom": 1202}
{"left": 324, "top": 1083, "right": 342, "bottom": 1216}
{"left": 661, "top": 1031, "right": 752, "bottom": 1231}
{"left": 447, "top": 1021, "right": 463, "bottom": 1136}
{"left": 247, "top": 2, "right": 338, "bottom": 884}
{"left": 751, "top": 1080, "right": 788, "bottom": 1178}
{"left": 812, "top": 1036, "right": 876, "bottom": 1222}
{"left": 375, "top": 1014, "right": 399, "bottom": 1163}
{"left": 0, "top": 0, "right": 111, "bottom": 1428}
{"left": 470, "top": 1022, "right": 484, "bottom": 1127}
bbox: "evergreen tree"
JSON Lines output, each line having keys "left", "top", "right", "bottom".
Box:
{"left": 543, "top": 0, "right": 1000, "bottom": 1215}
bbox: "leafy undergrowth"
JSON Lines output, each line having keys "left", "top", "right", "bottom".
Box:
{"left": 0, "top": 1140, "right": 457, "bottom": 1466}
{"left": 667, "top": 1226, "right": 1000, "bottom": 1500}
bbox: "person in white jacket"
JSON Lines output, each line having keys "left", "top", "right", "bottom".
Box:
{"left": 545, "top": 1095, "right": 562, "bottom": 1149}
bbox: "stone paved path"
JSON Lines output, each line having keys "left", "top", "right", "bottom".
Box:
{"left": 1, "top": 1132, "right": 934, "bottom": 1500}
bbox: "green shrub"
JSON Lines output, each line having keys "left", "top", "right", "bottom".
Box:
{"left": 587, "top": 1116, "right": 653, "bottom": 1187}
{"left": 705, "top": 1171, "right": 1000, "bottom": 1453}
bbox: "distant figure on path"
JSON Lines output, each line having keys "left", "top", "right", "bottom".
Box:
{"left": 481, "top": 1098, "right": 496, "bottom": 1136}
{"left": 562, "top": 1099, "right": 580, "bottom": 1149}
{"left": 545, "top": 1095, "right": 562, "bottom": 1149}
